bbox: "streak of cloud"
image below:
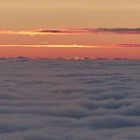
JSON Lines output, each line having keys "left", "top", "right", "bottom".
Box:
{"left": 0, "top": 28, "right": 140, "bottom": 36}
{"left": 35, "top": 28, "right": 140, "bottom": 34}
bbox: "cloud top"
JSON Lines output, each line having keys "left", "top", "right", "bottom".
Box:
{"left": 0, "top": 59, "right": 140, "bottom": 140}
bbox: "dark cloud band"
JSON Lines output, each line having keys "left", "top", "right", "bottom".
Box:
{"left": 38, "top": 28, "right": 140, "bottom": 34}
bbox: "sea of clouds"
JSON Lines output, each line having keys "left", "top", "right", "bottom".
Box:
{"left": 0, "top": 58, "right": 140, "bottom": 140}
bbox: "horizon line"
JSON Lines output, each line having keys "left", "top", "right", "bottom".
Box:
{"left": 0, "top": 56, "right": 139, "bottom": 60}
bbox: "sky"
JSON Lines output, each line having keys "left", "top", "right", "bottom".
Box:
{"left": 0, "top": 0, "right": 140, "bottom": 58}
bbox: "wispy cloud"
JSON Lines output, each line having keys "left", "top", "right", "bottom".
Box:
{"left": 0, "top": 28, "right": 140, "bottom": 36}
{"left": 36, "top": 28, "right": 140, "bottom": 35}
{"left": 95, "top": 28, "right": 140, "bottom": 34}
{"left": 38, "top": 28, "right": 140, "bottom": 34}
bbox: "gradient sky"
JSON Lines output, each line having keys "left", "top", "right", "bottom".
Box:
{"left": 0, "top": 0, "right": 140, "bottom": 58}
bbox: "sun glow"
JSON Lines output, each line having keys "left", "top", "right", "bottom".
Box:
{"left": 0, "top": 30, "right": 51, "bottom": 36}
{"left": 0, "top": 44, "right": 98, "bottom": 48}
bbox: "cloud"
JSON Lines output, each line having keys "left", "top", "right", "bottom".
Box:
{"left": 0, "top": 58, "right": 140, "bottom": 140}
{"left": 38, "top": 28, "right": 140, "bottom": 34}
{"left": 94, "top": 28, "right": 140, "bottom": 34}
{"left": 0, "top": 28, "right": 140, "bottom": 36}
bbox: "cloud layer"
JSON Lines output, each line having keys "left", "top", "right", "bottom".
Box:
{"left": 0, "top": 58, "right": 140, "bottom": 140}
{"left": 0, "top": 28, "right": 140, "bottom": 36}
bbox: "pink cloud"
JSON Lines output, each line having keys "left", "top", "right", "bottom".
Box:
{"left": 0, "top": 28, "right": 140, "bottom": 35}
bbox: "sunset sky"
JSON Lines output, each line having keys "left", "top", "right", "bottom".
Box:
{"left": 0, "top": 0, "right": 140, "bottom": 58}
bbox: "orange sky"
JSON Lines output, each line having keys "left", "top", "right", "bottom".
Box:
{"left": 0, "top": 0, "right": 140, "bottom": 58}
{"left": 0, "top": 45, "right": 139, "bottom": 59}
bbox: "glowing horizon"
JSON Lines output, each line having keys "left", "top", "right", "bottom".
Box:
{"left": 0, "top": 44, "right": 139, "bottom": 48}
{"left": 0, "top": 44, "right": 139, "bottom": 59}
